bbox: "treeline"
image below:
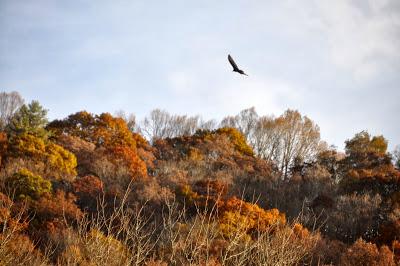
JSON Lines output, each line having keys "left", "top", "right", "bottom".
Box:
{"left": 0, "top": 91, "right": 399, "bottom": 265}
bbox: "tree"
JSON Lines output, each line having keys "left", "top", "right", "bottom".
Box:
{"left": 251, "top": 115, "right": 280, "bottom": 161}
{"left": 114, "top": 110, "right": 137, "bottom": 132}
{"left": 393, "top": 145, "right": 400, "bottom": 169}
{"left": 5, "top": 132, "right": 77, "bottom": 181}
{"left": 47, "top": 111, "right": 137, "bottom": 149}
{"left": 221, "top": 108, "right": 323, "bottom": 179}
{"left": 340, "top": 239, "right": 395, "bottom": 266}
{"left": 0, "top": 132, "right": 7, "bottom": 167}
{"left": 219, "top": 197, "right": 286, "bottom": 238}
{"left": 340, "top": 131, "right": 400, "bottom": 195}
{"left": 5, "top": 169, "right": 52, "bottom": 200}
{"left": 45, "top": 142, "right": 78, "bottom": 179}
{"left": 139, "top": 109, "right": 207, "bottom": 141}
{"left": 214, "top": 127, "right": 254, "bottom": 156}
{"left": 220, "top": 107, "right": 258, "bottom": 141}
{"left": 276, "top": 110, "right": 322, "bottom": 178}
{"left": 345, "top": 131, "right": 387, "bottom": 155}
{"left": 47, "top": 112, "right": 148, "bottom": 180}
{"left": 7, "top": 100, "right": 48, "bottom": 138}
{"left": 0, "top": 91, "right": 24, "bottom": 130}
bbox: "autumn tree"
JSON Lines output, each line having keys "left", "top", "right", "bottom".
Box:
{"left": 48, "top": 111, "right": 137, "bottom": 149}
{"left": 339, "top": 131, "right": 400, "bottom": 195}
{"left": 114, "top": 110, "right": 137, "bottom": 132}
{"left": 221, "top": 108, "right": 323, "bottom": 179}
{"left": 271, "top": 110, "right": 323, "bottom": 178}
{"left": 340, "top": 238, "right": 395, "bottom": 266}
{"left": 0, "top": 91, "right": 24, "bottom": 130}
{"left": 0, "top": 132, "right": 7, "bottom": 167}
{"left": 5, "top": 169, "right": 52, "bottom": 200}
{"left": 322, "top": 193, "right": 383, "bottom": 243}
{"left": 219, "top": 196, "right": 286, "bottom": 238}
{"left": 214, "top": 127, "right": 254, "bottom": 156}
{"left": 73, "top": 175, "right": 103, "bottom": 213}
{"left": 47, "top": 111, "right": 147, "bottom": 179}
{"left": 4, "top": 133, "right": 77, "bottom": 181}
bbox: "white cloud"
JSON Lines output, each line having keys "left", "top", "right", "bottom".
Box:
{"left": 313, "top": 0, "right": 400, "bottom": 82}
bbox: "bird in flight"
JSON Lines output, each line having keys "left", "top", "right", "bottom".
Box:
{"left": 228, "top": 54, "right": 248, "bottom": 76}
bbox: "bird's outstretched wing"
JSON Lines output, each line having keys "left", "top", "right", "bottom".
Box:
{"left": 228, "top": 54, "right": 239, "bottom": 71}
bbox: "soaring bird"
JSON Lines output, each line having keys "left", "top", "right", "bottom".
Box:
{"left": 228, "top": 54, "right": 248, "bottom": 76}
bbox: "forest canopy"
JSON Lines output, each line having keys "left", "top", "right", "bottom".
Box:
{"left": 0, "top": 91, "right": 399, "bottom": 265}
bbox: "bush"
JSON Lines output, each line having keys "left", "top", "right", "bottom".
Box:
{"left": 5, "top": 169, "right": 51, "bottom": 200}
{"left": 340, "top": 238, "right": 395, "bottom": 266}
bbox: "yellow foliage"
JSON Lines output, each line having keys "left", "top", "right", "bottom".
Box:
{"left": 215, "top": 127, "right": 254, "bottom": 156}
{"left": 188, "top": 147, "right": 204, "bottom": 161}
{"left": 45, "top": 142, "right": 77, "bottom": 178}
{"left": 61, "top": 229, "right": 130, "bottom": 266}
{"left": 219, "top": 210, "right": 253, "bottom": 240}
{"left": 6, "top": 168, "right": 52, "bottom": 200}
{"left": 7, "top": 133, "right": 77, "bottom": 180}
{"left": 9, "top": 133, "right": 45, "bottom": 157}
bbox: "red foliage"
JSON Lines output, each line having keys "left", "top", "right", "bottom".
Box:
{"left": 376, "top": 219, "right": 400, "bottom": 246}
{"left": 32, "top": 190, "right": 83, "bottom": 224}
{"left": 0, "top": 131, "right": 7, "bottom": 166}
{"left": 73, "top": 175, "right": 103, "bottom": 212}
{"left": 73, "top": 175, "right": 103, "bottom": 196}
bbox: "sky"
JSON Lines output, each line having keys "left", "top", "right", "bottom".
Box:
{"left": 0, "top": 0, "right": 399, "bottom": 150}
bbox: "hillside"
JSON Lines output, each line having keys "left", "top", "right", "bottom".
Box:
{"left": 1, "top": 91, "right": 399, "bottom": 265}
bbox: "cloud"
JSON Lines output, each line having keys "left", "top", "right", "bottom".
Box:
{"left": 1, "top": 0, "right": 399, "bottom": 150}
{"left": 166, "top": 65, "right": 303, "bottom": 121}
{"left": 313, "top": 0, "right": 400, "bottom": 82}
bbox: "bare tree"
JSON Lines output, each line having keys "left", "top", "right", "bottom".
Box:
{"left": 393, "top": 145, "right": 400, "bottom": 169}
{"left": 199, "top": 118, "right": 217, "bottom": 131}
{"left": 139, "top": 109, "right": 209, "bottom": 141}
{"left": 140, "top": 109, "right": 171, "bottom": 141}
{"left": 222, "top": 108, "right": 323, "bottom": 179}
{"left": 273, "top": 110, "right": 322, "bottom": 179}
{"left": 0, "top": 91, "right": 24, "bottom": 130}
{"left": 220, "top": 107, "right": 258, "bottom": 141}
{"left": 252, "top": 115, "right": 281, "bottom": 161}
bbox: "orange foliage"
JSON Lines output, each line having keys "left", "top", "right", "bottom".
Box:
{"left": 219, "top": 197, "right": 286, "bottom": 237}
{"left": 292, "top": 223, "right": 310, "bottom": 239}
{"left": 376, "top": 219, "right": 400, "bottom": 246}
{"left": 47, "top": 112, "right": 149, "bottom": 179}
{"left": 176, "top": 180, "right": 228, "bottom": 211}
{"left": 392, "top": 240, "right": 400, "bottom": 262}
{"left": 32, "top": 190, "right": 83, "bottom": 224}
{"left": 48, "top": 111, "right": 139, "bottom": 150}
{"left": 340, "top": 239, "right": 395, "bottom": 266}
{"left": 0, "top": 233, "right": 43, "bottom": 263}
{"left": 108, "top": 145, "right": 147, "bottom": 178}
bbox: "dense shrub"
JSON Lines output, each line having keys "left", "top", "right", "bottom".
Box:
{"left": 5, "top": 169, "right": 51, "bottom": 200}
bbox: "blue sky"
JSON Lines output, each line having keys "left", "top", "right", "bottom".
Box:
{"left": 1, "top": 0, "right": 399, "bottom": 150}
